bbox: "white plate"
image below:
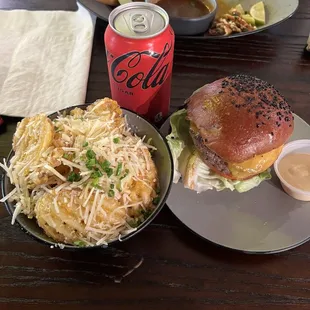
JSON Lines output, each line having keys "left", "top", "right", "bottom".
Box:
{"left": 78, "top": 0, "right": 299, "bottom": 39}
{"left": 160, "top": 114, "right": 310, "bottom": 254}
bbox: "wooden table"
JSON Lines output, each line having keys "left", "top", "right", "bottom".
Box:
{"left": 1, "top": 1, "right": 310, "bottom": 309}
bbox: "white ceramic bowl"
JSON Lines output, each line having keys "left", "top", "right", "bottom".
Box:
{"left": 274, "top": 139, "right": 310, "bottom": 201}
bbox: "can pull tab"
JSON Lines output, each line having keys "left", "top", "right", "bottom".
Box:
{"left": 130, "top": 13, "right": 149, "bottom": 33}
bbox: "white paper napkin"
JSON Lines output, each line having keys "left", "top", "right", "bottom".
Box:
{"left": 0, "top": 4, "right": 95, "bottom": 117}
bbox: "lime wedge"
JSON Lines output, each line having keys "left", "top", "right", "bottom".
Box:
{"left": 118, "top": 0, "right": 132, "bottom": 4}
{"left": 234, "top": 4, "right": 245, "bottom": 14}
{"left": 241, "top": 14, "right": 256, "bottom": 26}
{"left": 250, "top": 1, "right": 266, "bottom": 26}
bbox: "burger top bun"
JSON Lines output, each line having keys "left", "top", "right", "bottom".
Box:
{"left": 186, "top": 75, "right": 294, "bottom": 164}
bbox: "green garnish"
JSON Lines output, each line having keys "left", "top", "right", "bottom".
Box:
{"left": 91, "top": 169, "right": 103, "bottom": 179}
{"left": 54, "top": 126, "right": 62, "bottom": 133}
{"left": 120, "top": 169, "right": 129, "bottom": 180}
{"left": 141, "top": 208, "right": 153, "bottom": 218}
{"left": 110, "top": 184, "right": 115, "bottom": 189}
{"left": 113, "top": 137, "right": 120, "bottom": 144}
{"left": 155, "top": 187, "right": 160, "bottom": 195}
{"left": 128, "top": 219, "right": 142, "bottom": 228}
{"left": 108, "top": 189, "right": 115, "bottom": 197}
{"left": 100, "top": 160, "right": 111, "bottom": 170}
{"left": 63, "top": 153, "right": 70, "bottom": 160}
{"left": 73, "top": 240, "right": 86, "bottom": 247}
{"left": 86, "top": 149, "right": 96, "bottom": 159}
{"left": 67, "top": 172, "right": 82, "bottom": 182}
{"left": 91, "top": 178, "right": 102, "bottom": 189}
{"left": 106, "top": 168, "right": 113, "bottom": 178}
{"left": 82, "top": 142, "right": 88, "bottom": 147}
{"left": 100, "top": 161, "right": 113, "bottom": 177}
{"left": 116, "top": 163, "right": 122, "bottom": 176}
{"left": 86, "top": 158, "right": 96, "bottom": 170}
{"left": 128, "top": 209, "right": 154, "bottom": 228}
{"left": 152, "top": 196, "right": 160, "bottom": 205}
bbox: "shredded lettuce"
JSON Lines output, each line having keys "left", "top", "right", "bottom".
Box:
{"left": 166, "top": 109, "right": 272, "bottom": 193}
{"left": 166, "top": 109, "right": 193, "bottom": 183}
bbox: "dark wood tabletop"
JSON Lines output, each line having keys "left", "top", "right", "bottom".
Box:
{"left": 1, "top": 1, "right": 310, "bottom": 309}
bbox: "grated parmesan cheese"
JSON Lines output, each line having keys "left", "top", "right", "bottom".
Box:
{"left": 3, "top": 99, "right": 158, "bottom": 247}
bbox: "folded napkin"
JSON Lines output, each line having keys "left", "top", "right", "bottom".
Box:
{"left": 0, "top": 4, "right": 94, "bottom": 117}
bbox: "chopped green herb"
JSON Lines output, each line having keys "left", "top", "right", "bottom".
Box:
{"left": 82, "top": 142, "right": 88, "bottom": 147}
{"left": 63, "top": 153, "right": 70, "bottom": 160}
{"left": 54, "top": 126, "right": 62, "bottom": 133}
{"left": 155, "top": 187, "right": 160, "bottom": 195}
{"left": 86, "top": 158, "right": 96, "bottom": 170}
{"left": 106, "top": 168, "right": 113, "bottom": 178}
{"left": 110, "top": 184, "right": 115, "bottom": 189}
{"left": 108, "top": 189, "right": 115, "bottom": 197}
{"left": 113, "top": 137, "right": 120, "bottom": 144}
{"left": 152, "top": 196, "right": 160, "bottom": 205}
{"left": 91, "top": 170, "right": 103, "bottom": 179}
{"left": 91, "top": 178, "right": 102, "bottom": 189}
{"left": 86, "top": 149, "right": 96, "bottom": 159}
{"left": 91, "top": 178, "right": 99, "bottom": 186}
{"left": 141, "top": 208, "right": 153, "bottom": 218}
{"left": 67, "top": 172, "right": 81, "bottom": 182}
{"left": 93, "top": 184, "right": 102, "bottom": 189}
{"left": 120, "top": 169, "right": 129, "bottom": 180}
{"left": 116, "top": 163, "right": 122, "bottom": 176}
{"left": 98, "top": 160, "right": 113, "bottom": 177}
{"left": 128, "top": 219, "right": 142, "bottom": 228}
{"left": 100, "top": 160, "right": 111, "bottom": 170}
{"left": 73, "top": 240, "right": 86, "bottom": 247}
{"left": 116, "top": 182, "right": 122, "bottom": 191}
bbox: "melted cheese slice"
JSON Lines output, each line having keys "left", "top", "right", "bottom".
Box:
{"left": 228, "top": 145, "right": 283, "bottom": 180}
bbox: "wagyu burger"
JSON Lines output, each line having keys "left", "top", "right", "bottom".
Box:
{"left": 167, "top": 74, "right": 294, "bottom": 193}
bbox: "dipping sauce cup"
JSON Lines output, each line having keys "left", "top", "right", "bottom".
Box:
{"left": 274, "top": 139, "right": 310, "bottom": 201}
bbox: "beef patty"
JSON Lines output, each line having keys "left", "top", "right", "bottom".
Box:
{"left": 190, "top": 128, "right": 231, "bottom": 176}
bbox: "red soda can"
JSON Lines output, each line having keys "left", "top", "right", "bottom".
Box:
{"left": 104, "top": 2, "right": 175, "bottom": 124}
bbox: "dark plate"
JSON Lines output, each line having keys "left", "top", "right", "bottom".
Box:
{"left": 78, "top": 0, "right": 299, "bottom": 39}
{"left": 1, "top": 104, "right": 173, "bottom": 249}
{"left": 160, "top": 113, "right": 310, "bottom": 254}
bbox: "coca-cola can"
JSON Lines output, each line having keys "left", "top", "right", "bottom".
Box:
{"left": 104, "top": 2, "right": 175, "bottom": 124}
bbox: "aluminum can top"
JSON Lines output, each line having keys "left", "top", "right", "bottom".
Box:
{"left": 109, "top": 2, "right": 169, "bottom": 39}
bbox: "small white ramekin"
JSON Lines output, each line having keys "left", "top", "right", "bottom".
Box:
{"left": 274, "top": 139, "right": 310, "bottom": 201}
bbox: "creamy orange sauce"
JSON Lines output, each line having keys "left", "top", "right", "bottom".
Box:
{"left": 278, "top": 153, "right": 310, "bottom": 191}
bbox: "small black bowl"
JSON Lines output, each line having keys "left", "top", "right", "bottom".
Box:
{"left": 171, "top": 0, "right": 217, "bottom": 36}
{"left": 147, "top": 0, "right": 217, "bottom": 36}
{"left": 1, "top": 104, "right": 173, "bottom": 249}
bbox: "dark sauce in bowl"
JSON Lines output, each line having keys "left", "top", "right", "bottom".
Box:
{"left": 155, "top": 0, "right": 212, "bottom": 18}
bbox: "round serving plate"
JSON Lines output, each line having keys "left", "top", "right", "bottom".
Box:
{"left": 160, "top": 113, "right": 310, "bottom": 254}
{"left": 78, "top": 0, "right": 299, "bottom": 39}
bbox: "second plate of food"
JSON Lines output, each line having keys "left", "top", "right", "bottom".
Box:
{"left": 78, "top": 0, "right": 299, "bottom": 38}
{"left": 160, "top": 74, "right": 310, "bottom": 254}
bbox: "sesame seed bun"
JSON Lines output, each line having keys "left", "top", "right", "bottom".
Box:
{"left": 186, "top": 75, "right": 294, "bottom": 180}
